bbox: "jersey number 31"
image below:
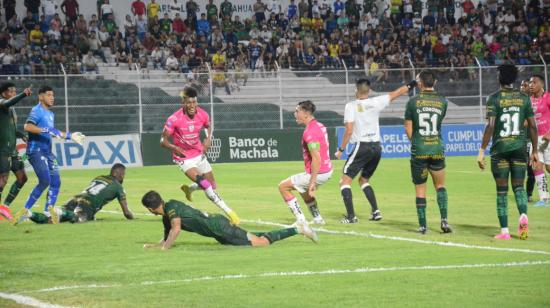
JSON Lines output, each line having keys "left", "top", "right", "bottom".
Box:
{"left": 500, "top": 113, "right": 520, "bottom": 137}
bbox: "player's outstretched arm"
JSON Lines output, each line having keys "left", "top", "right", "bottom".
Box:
{"left": 119, "top": 200, "right": 134, "bottom": 220}
{"left": 388, "top": 80, "right": 417, "bottom": 102}
{"left": 0, "top": 87, "right": 31, "bottom": 108}
{"left": 202, "top": 127, "right": 213, "bottom": 153}
{"left": 478, "top": 117, "right": 495, "bottom": 170}
{"left": 162, "top": 218, "right": 181, "bottom": 250}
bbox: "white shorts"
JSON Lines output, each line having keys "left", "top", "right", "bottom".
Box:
{"left": 531, "top": 136, "right": 550, "bottom": 164}
{"left": 290, "top": 170, "right": 333, "bottom": 194}
{"left": 175, "top": 155, "right": 212, "bottom": 174}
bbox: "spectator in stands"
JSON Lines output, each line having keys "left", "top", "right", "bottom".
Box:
{"left": 212, "top": 69, "right": 231, "bottom": 94}
{"left": 61, "top": 0, "right": 79, "bottom": 27}
{"left": 165, "top": 52, "right": 180, "bottom": 73}
{"left": 186, "top": 0, "right": 199, "bottom": 26}
{"left": 206, "top": 0, "right": 218, "bottom": 21}
{"left": 100, "top": 0, "right": 114, "bottom": 21}
{"left": 151, "top": 45, "right": 165, "bottom": 69}
{"left": 253, "top": 0, "right": 267, "bottom": 25}
{"left": 148, "top": 0, "right": 161, "bottom": 23}
{"left": 81, "top": 50, "right": 99, "bottom": 74}
{"left": 131, "top": 0, "right": 146, "bottom": 19}
{"left": 25, "top": 0, "right": 41, "bottom": 21}
{"left": 196, "top": 13, "right": 210, "bottom": 37}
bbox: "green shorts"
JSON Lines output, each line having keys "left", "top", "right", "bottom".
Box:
{"left": 211, "top": 214, "right": 251, "bottom": 246}
{"left": 0, "top": 154, "right": 23, "bottom": 174}
{"left": 410, "top": 156, "right": 446, "bottom": 185}
{"left": 64, "top": 197, "right": 95, "bottom": 223}
{"left": 491, "top": 148, "right": 527, "bottom": 181}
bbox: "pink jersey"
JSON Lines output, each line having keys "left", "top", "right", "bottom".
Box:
{"left": 302, "top": 119, "right": 332, "bottom": 174}
{"left": 531, "top": 92, "right": 550, "bottom": 136}
{"left": 164, "top": 107, "right": 210, "bottom": 161}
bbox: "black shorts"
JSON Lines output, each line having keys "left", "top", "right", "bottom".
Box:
{"left": 491, "top": 148, "right": 527, "bottom": 181}
{"left": 410, "top": 156, "right": 446, "bottom": 184}
{"left": 342, "top": 142, "right": 382, "bottom": 179}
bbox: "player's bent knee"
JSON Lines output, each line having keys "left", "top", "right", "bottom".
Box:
{"left": 195, "top": 175, "right": 211, "bottom": 190}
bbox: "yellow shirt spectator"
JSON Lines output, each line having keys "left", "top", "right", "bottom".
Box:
{"left": 148, "top": 2, "right": 161, "bottom": 19}
{"left": 29, "top": 29, "right": 43, "bottom": 44}
{"left": 212, "top": 53, "right": 226, "bottom": 67}
{"left": 311, "top": 18, "right": 323, "bottom": 30}
{"left": 213, "top": 71, "right": 226, "bottom": 82}
{"left": 300, "top": 16, "right": 311, "bottom": 29}
{"left": 328, "top": 43, "right": 339, "bottom": 58}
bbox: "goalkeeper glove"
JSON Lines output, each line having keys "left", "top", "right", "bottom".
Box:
{"left": 70, "top": 132, "right": 86, "bottom": 145}
{"left": 41, "top": 127, "right": 62, "bottom": 138}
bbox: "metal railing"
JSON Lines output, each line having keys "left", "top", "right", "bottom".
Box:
{"left": 1, "top": 60, "right": 547, "bottom": 135}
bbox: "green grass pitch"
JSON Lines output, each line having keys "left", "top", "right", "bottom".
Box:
{"left": 1, "top": 157, "right": 550, "bottom": 307}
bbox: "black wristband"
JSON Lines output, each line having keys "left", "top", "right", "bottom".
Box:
{"left": 407, "top": 80, "right": 417, "bottom": 90}
{"left": 338, "top": 147, "right": 344, "bottom": 152}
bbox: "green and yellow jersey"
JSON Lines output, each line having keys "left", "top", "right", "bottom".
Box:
{"left": 405, "top": 90, "right": 448, "bottom": 158}
{"left": 486, "top": 88, "right": 534, "bottom": 155}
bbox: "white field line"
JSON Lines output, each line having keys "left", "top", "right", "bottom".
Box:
{"left": 0, "top": 291, "right": 73, "bottom": 307}
{"left": 25, "top": 260, "right": 550, "bottom": 294}
{"left": 100, "top": 210, "right": 550, "bottom": 256}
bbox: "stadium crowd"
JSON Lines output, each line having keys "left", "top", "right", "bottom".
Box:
{"left": 0, "top": 0, "right": 548, "bottom": 82}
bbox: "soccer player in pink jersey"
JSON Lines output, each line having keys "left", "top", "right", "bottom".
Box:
{"left": 278, "top": 100, "right": 333, "bottom": 225}
{"left": 529, "top": 74, "right": 550, "bottom": 207}
{"left": 161, "top": 87, "right": 240, "bottom": 224}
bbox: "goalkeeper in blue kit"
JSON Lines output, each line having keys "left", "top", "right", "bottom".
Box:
{"left": 12, "top": 86, "right": 85, "bottom": 225}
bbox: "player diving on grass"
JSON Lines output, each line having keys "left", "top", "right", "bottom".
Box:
{"left": 12, "top": 86, "right": 85, "bottom": 225}
{"left": 477, "top": 64, "right": 538, "bottom": 240}
{"left": 278, "top": 100, "right": 333, "bottom": 225}
{"left": 161, "top": 87, "right": 240, "bottom": 225}
{"left": 141, "top": 190, "right": 318, "bottom": 249}
{"left": 0, "top": 82, "right": 32, "bottom": 221}
{"left": 24, "top": 163, "right": 133, "bottom": 224}
{"left": 404, "top": 71, "right": 452, "bottom": 234}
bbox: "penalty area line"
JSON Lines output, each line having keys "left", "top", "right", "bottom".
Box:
{"left": 99, "top": 211, "right": 550, "bottom": 256}
{"left": 24, "top": 260, "right": 550, "bottom": 294}
{"left": 0, "top": 291, "right": 73, "bottom": 308}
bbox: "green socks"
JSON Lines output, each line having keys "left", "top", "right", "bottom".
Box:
{"left": 4, "top": 181, "right": 24, "bottom": 206}
{"left": 29, "top": 212, "right": 50, "bottom": 224}
{"left": 416, "top": 197, "right": 427, "bottom": 228}
{"left": 254, "top": 228, "right": 298, "bottom": 243}
{"left": 496, "top": 193, "right": 508, "bottom": 228}
{"left": 513, "top": 186, "right": 528, "bottom": 215}
{"left": 436, "top": 188, "right": 448, "bottom": 220}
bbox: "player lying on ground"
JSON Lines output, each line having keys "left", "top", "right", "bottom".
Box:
{"left": 404, "top": 71, "right": 452, "bottom": 234}
{"left": 0, "top": 82, "right": 32, "bottom": 221}
{"left": 15, "top": 163, "right": 133, "bottom": 224}
{"left": 478, "top": 64, "right": 538, "bottom": 240}
{"left": 278, "top": 100, "right": 333, "bottom": 225}
{"left": 161, "top": 87, "right": 240, "bottom": 225}
{"left": 141, "top": 190, "right": 318, "bottom": 249}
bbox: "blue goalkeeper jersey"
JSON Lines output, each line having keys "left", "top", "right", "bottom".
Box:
{"left": 26, "top": 102, "right": 55, "bottom": 154}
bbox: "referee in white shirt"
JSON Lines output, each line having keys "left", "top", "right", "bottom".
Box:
{"left": 335, "top": 78, "right": 416, "bottom": 223}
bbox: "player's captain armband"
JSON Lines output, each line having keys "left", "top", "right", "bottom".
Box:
{"left": 308, "top": 142, "right": 320, "bottom": 150}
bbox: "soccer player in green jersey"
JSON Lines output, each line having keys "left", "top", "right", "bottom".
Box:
{"left": 142, "top": 190, "right": 318, "bottom": 249}
{"left": 24, "top": 164, "right": 134, "bottom": 224}
{"left": 404, "top": 71, "right": 452, "bottom": 234}
{"left": 0, "top": 83, "right": 32, "bottom": 221}
{"left": 477, "top": 64, "right": 538, "bottom": 240}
